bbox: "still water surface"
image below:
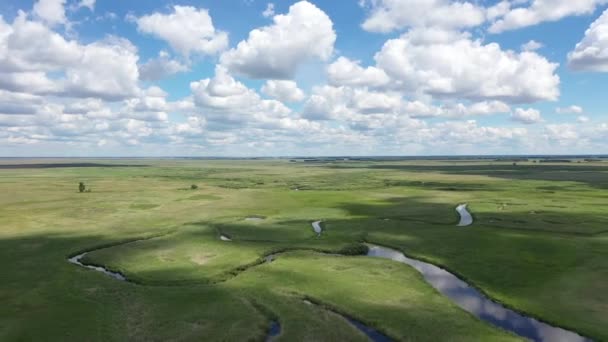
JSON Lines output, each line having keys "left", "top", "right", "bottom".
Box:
{"left": 367, "top": 245, "right": 591, "bottom": 342}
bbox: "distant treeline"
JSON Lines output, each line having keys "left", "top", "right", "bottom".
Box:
{"left": 538, "top": 160, "right": 573, "bottom": 163}
{"left": 286, "top": 155, "right": 608, "bottom": 163}
{"left": 0, "top": 163, "right": 147, "bottom": 169}
{"left": 494, "top": 158, "right": 529, "bottom": 162}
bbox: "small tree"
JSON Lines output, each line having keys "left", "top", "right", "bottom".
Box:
{"left": 79, "top": 182, "right": 86, "bottom": 193}
{"left": 191, "top": 184, "right": 198, "bottom": 190}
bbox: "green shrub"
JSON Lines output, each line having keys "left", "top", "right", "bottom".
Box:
{"left": 337, "top": 243, "right": 369, "bottom": 256}
{"left": 190, "top": 184, "right": 198, "bottom": 190}
{"left": 78, "top": 182, "right": 85, "bottom": 193}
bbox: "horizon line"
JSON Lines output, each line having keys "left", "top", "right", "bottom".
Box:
{"left": 1, "top": 154, "right": 607, "bottom": 159}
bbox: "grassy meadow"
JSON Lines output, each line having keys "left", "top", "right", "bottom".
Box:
{"left": 1, "top": 158, "right": 607, "bottom": 341}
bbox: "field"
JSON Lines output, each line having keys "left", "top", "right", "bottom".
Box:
{"left": 1, "top": 158, "right": 607, "bottom": 341}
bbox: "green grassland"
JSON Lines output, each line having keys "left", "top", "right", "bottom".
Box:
{"left": 1, "top": 159, "right": 607, "bottom": 341}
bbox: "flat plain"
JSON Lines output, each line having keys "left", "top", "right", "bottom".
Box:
{"left": 1, "top": 158, "right": 606, "bottom": 341}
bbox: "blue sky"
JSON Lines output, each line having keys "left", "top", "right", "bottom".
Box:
{"left": 0, "top": 0, "right": 607, "bottom": 156}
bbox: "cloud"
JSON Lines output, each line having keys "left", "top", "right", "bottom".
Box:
{"left": 374, "top": 29, "right": 560, "bottom": 103}
{"left": 568, "top": 9, "right": 608, "bottom": 72}
{"left": 511, "top": 108, "right": 542, "bottom": 124}
{"left": 190, "top": 66, "right": 291, "bottom": 128}
{"left": 0, "top": 90, "right": 42, "bottom": 115}
{"left": 298, "top": 114, "right": 528, "bottom": 155}
{"left": 489, "top": 0, "right": 608, "bottom": 33}
{"left": 263, "top": 3, "right": 275, "bottom": 18}
{"left": 220, "top": 1, "right": 335, "bottom": 79}
{"left": 78, "top": 0, "right": 95, "bottom": 11}
{"left": 0, "top": 13, "right": 140, "bottom": 100}
{"left": 428, "top": 120, "right": 528, "bottom": 145}
{"left": 262, "top": 80, "right": 305, "bottom": 102}
{"left": 544, "top": 123, "right": 579, "bottom": 143}
{"left": 556, "top": 105, "right": 584, "bottom": 114}
{"left": 134, "top": 6, "right": 228, "bottom": 58}
{"left": 63, "top": 98, "right": 105, "bottom": 114}
{"left": 124, "top": 86, "right": 169, "bottom": 113}
{"left": 300, "top": 85, "right": 431, "bottom": 139}
{"left": 521, "top": 40, "right": 543, "bottom": 51}
{"left": 5, "top": 0, "right": 608, "bottom": 156}
{"left": 578, "top": 116, "right": 590, "bottom": 123}
{"left": 139, "top": 51, "right": 189, "bottom": 81}
{"left": 0, "top": 13, "right": 80, "bottom": 73}
{"left": 172, "top": 116, "right": 206, "bottom": 138}
{"left": 302, "top": 85, "right": 405, "bottom": 121}
{"left": 121, "top": 86, "right": 196, "bottom": 122}
{"left": 62, "top": 37, "right": 140, "bottom": 100}
{"left": 406, "top": 100, "right": 511, "bottom": 118}
{"left": 0, "top": 81, "right": 209, "bottom": 152}
{"left": 33, "top": 0, "right": 67, "bottom": 26}
{"left": 0, "top": 71, "right": 57, "bottom": 94}
{"left": 301, "top": 85, "right": 511, "bottom": 123}
{"left": 327, "top": 57, "right": 390, "bottom": 88}
{"left": 486, "top": 1, "right": 511, "bottom": 21}
{"left": 360, "top": 0, "right": 485, "bottom": 33}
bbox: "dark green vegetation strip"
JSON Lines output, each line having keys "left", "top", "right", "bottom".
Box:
{"left": 1, "top": 159, "right": 606, "bottom": 341}
{"left": 0, "top": 163, "right": 147, "bottom": 169}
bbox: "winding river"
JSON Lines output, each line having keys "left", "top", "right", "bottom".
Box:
{"left": 367, "top": 245, "right": 591, "bottom": 342}
{"left": 265, "top": 321, "right": 281, "bottom": 342}
{"left": 67, "top": 212, "right": 592, "bottom": 342}
{"left": 245, "top": 216, "right": 265, "bottom": 222}
{"left": 312, "top": 221, "right": 323, "bottom": 236}
{"left": 303, "top": 299, "right": 392, "bottom": 342}
{"left": 456, "top": 204, "right": 473, "bottom": 226}
{"left": 68, "top": 253, "right": 126, "bottom": 281}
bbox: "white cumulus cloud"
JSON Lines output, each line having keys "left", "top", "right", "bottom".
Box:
{"left": 33, "top": 0, "right": 67, "bottom": 26}
{"left": 361, "top": 0, "right": 485, "bottom": 33}
{"left": 262, "top": 80, "right": 305, "bottom": 102}
{"left": 489, "top": 0, "right": 608, "bottom": 33}
{"left": 521, "top": 40, "right": 544, "bottom": 51}
{"left": 263, "top": 3, "right": 275, "bottom": 18}
{"left": 220, "top": 1, "right": 335, "bottom": 79}
{"left": 190, "top": 66, "right": 291, "bottom": 128}
{"left": 374, "top": 29, "right": 560, "bottom": 103}
{"left": 511, "top": 108, "right": 542, "bottom": 124}
{"left": 556, "top": 105, "right": 584, "bottom": 114}
{"left": 568, "top": 9, "right": 608, "bottom": 72}
{"left": 78, "top": 0, "right": 95, "bottom": 11}
{"left": 135, "top": 6, "right": 228, "bottom": 58}
{"left": 0, "top": 13, "right": 140, "bottom": 100}
{"left": 139, "top": 51, "right": 189, "bottom": 81}
{"left": 327, "top": 57, "right": 390, "bottom": 88}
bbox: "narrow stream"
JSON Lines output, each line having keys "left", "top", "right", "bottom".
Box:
{"left": 312, "top": 221, "right": 323, "bottom": 236}
{"left": 245, "top": 216, "right": 265, "bottom": 222}
{"left": 67, "top": 220, "right": 592, "bottom": 342}
{"left": 304, "top": 300, "right": 392, "bottom": 341}
{"left": 68, "top": 253, "right": 126, "bottom": 281}
{"left": 265, "top": 321, "right": 281, "bottom": 342}
{"left": 456, "top": 204, "right": 473, "bottom": 226}
{"left": 367, "top": 245, "right": 591, "bottom": 342}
